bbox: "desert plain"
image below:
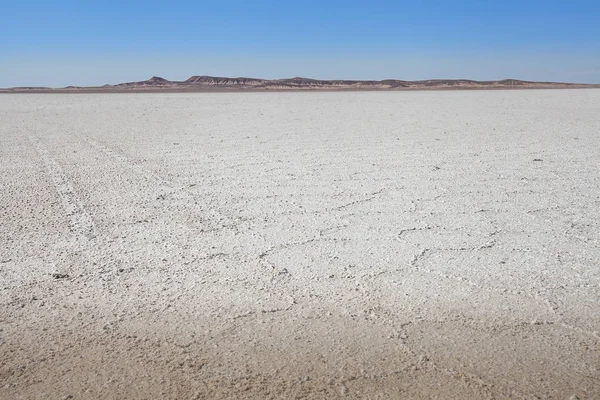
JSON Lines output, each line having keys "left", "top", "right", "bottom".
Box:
{"left": 1, "top": 90, "right": 599, "bottom": 399}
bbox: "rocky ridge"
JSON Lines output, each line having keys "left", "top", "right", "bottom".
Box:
{"left": 3, "top": 76, "right": 598, "bottom": 92}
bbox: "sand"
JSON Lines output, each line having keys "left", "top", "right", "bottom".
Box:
{"left": 1, "top": 90, "right": 599, "bottom": 399}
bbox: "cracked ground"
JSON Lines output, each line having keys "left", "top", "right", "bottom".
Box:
{"left": 1, "top": 90, "right": 599, "bottom": 399}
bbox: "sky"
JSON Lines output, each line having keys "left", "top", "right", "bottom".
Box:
{"left": 2, "top": 0, "right": 600, "bottom": 87}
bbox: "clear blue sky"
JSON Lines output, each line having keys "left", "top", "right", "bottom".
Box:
{"left": 2, "top": 0, "right": 600, "bottom": 87}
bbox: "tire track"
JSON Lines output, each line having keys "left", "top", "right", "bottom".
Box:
{"left": 79, "top": 134, "right": 242, "bottom": 228}
{"left": 79, "top": 135, "right": 169, "bottom": 185}
{"left": 27, "top": 132, "right": 96, "bottom": 240}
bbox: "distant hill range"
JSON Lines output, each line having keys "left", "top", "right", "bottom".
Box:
{"left": 3, "top": 76, "right": 599, "bottom": 92}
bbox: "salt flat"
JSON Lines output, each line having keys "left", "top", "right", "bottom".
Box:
{"left": 1, "top": 90, "right": 599, "bottom": 399}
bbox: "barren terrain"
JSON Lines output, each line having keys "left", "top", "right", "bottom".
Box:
{"left": 3, "top": 75, "right": 599, "bottom": 92}
{"left": 1, "top": 90, "right": 599, "bottom": 399}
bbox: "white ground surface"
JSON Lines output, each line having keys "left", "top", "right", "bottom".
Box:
{"left": 1, "top": 90, "right": 599, "bottom": 399}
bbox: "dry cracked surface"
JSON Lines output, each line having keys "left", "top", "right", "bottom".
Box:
{"left": 1, "top": 90, "right": 599, "bottom": 399}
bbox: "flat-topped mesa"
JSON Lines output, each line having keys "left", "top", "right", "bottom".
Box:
{"left": 264, "top": 77, "right": 389, "bottom": 88}
{"left": 497, "top": 79, "right": 529, "bottom": 85}
{"left": 278, "top": 77, "right": 320, "bottom": 84}
{"left": 494, "top": 79, "right": 563, "bottom": 86}
{"left": 405, "top": 79, "right": 539, "bottom": 87}
{"left": 185, "top": 76, "right": 265, "bottom": 85}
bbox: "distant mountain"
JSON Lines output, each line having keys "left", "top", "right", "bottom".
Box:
{"left": 185, "top": 76, "right": 266, "bottom": 85}
{"left": 2, "top": 76, "right": 598, "bottom": 92}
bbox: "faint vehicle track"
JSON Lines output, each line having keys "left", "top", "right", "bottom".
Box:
{"left": 79, "top": 135, "right": 170, "bottom": 185}
{"left": 27, "top": 132, "right": 96, "bottom": 240}
{"left": 78, "top": 134, "right": 244, "bottom": 231}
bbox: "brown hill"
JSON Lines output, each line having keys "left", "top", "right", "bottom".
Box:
{"left": 185, "top": 76, "right": 266, "bottom": 85}
{"left": 2, "top": 76, "right": 598, "bottom": 92}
